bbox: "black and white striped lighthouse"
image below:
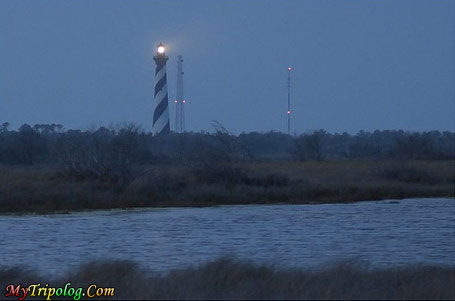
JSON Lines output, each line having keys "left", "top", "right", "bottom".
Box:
{"left": 152, "top": 42, "right": 170, "bottom": 135}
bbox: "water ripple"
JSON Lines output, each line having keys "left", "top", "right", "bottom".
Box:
{"left": 1, "top": 198, "right": 454, "bottom": 276}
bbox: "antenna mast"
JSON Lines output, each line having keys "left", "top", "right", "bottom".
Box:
{"left": 175, "top": 55, "right": 185, "bottom": 133}
{"left": 287, "top": 67, "right": 292, "bottom": 135}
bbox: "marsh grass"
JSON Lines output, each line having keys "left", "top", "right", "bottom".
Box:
{"left": 1, "top": 258, "right": 453, "bottom": 300}
{"left": 0, "top": 160, "right": 453, "bottom": 214}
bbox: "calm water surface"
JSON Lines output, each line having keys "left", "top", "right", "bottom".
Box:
{"left": 1, "top": 198, "right": 454, "bottom": 276}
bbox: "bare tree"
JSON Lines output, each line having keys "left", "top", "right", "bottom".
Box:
{"left": 294, "top": 130, "right": 327, "bottom": 161}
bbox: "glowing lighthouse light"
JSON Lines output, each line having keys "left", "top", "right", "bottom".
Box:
{"left": 152, "top": 42, "right": 170, "bottom": 136}
{"left": 287, "top": 110, "right": 291, "bottom": 114}
{"left": 288, "top": 67, "right": 292, "bottom": 71}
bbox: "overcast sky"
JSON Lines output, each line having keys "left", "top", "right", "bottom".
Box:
{"left": 0, "top": 0, "right": 454, "bottom": 134}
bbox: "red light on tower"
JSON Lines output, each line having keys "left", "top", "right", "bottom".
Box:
{"left": 174, "top": 100, "right": 178, "bottom": 103}
{"left": 288, "top": 67, "right": 292, "bottom": 71}
{"left": 182, "top": 100, "right": 186, "bottom": 104}
{"left": 287, "top": 110, "right": 291, "bottom": 114}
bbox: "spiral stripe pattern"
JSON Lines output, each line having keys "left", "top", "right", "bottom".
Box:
{"left": 152, "top": 57, "right": 170, "bottom": 135}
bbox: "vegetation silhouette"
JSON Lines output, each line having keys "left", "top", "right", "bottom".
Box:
{"left": 1, "top": 257, "right": 454, "bottom": 300}
{"left": 0, "top": 123, "right": 453, "bottom": 214}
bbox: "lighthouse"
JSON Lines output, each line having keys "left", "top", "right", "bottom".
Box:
{"left": 152, "top": 42, "right": 170, "bottom": 135}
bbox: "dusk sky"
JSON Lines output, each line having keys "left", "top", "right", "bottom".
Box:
{"left": 1, "top": 0, "right": 454, "bottom": 134}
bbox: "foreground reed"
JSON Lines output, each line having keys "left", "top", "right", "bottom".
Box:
{"left": 1, "top": 257, "right": 454, "bottom": 300}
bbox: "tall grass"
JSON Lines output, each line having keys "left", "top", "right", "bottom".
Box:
{"left": 1, "top": 258, "right": 453, "bottom": 300}
{"left": 0, "top": 160, "right": 453, "bottom": 214}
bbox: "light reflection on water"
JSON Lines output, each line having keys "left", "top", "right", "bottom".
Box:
{"left": 1, "top": 198, "right": 454, "bottom": 276}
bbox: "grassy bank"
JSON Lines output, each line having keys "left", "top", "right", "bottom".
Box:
{"left": 0, "top": 159, "right": 453, "bottom": 214}
{"left": 1, "top": 257, "right": 454, "bottom": 300}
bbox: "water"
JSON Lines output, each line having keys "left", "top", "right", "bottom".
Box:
{"left": 1, "top": 198, "right": 454, "bottom": 276}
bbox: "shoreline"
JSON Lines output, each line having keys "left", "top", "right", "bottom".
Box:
{"left": 2, "top": 195, "right": 454, "bottom": 217}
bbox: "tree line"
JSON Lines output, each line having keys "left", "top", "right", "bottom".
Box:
{"left": 0, "top": 122, "right": 453, "bottom": 169}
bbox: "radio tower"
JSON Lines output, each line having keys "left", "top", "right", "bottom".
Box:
{"left": 287, "top": 66, "right": 292, "bottom": 135}
{"left": 152, "top": 42, "right": 170, "bottom": 135}
{"left": 174, "top": 55, "right": 185, "bottom": 133}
